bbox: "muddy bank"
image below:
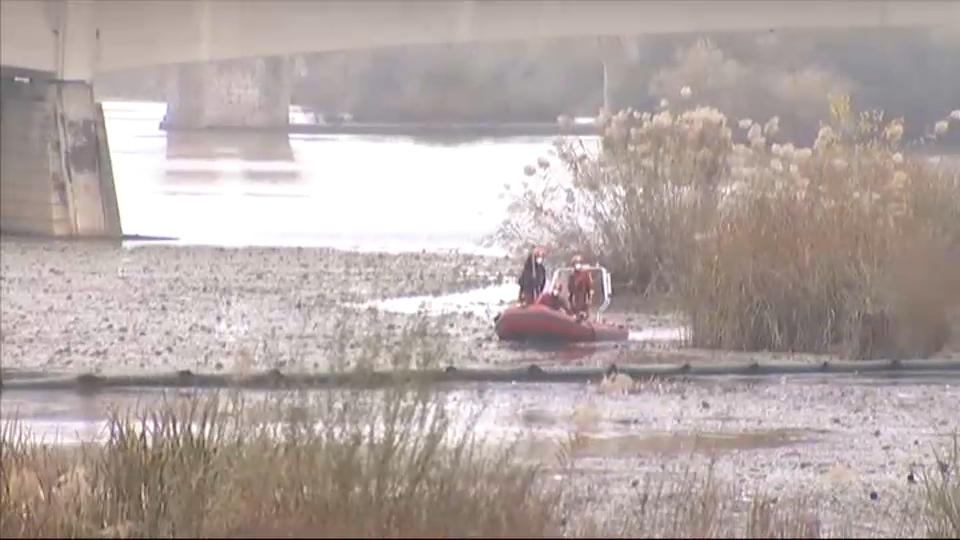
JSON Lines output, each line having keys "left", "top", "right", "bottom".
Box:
{"left": 515, "top": 377, "right": 960, "bottom": 537}
{"left": 0, "top": 238, "right": 505, "bottom": 374}
{"left": 3, "top": 238, "right": 956, "bottom": 380}
{"left": 2, "top": 376, "right": 957, "bottom": 536}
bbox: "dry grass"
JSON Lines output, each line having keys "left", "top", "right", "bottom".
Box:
{"left": 0, "top": 388, "right": 553, "bottom": 538}
{"left": 493, "top": 94, "right": 960, "bottom": 357}
{"left": 2, "top": 380, "right": 958, "bottom": 538}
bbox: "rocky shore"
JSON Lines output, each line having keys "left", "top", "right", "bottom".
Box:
{"left": 4, "top": 237, "right": 957, "bottom": 380}
{"left": 0, "top": 238, "right": 508, "bottom": 376}
{"left": 3, "top": 235, "right": 958, "bottom": 537}
{"left": 519, "top": 375, "right": 960, "bottom": 537}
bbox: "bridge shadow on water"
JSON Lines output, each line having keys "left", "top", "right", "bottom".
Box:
{"left": 163, "top": 130, "right": 295, "bottom": 163}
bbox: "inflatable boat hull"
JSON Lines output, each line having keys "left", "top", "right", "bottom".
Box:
{"left": 494, "top": 304, "right": 629, "bottom": 343}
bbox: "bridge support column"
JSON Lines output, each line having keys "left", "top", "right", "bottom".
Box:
{"left": 163, "top": 57, "right": 294, "bottom": 161}
{"left": 1, "top": 74, "right": 121, "bottom": 238}
{"left": 602, "top": 60, "right": 620, "bottom": 114}
{"left": 598, "top": 36, "right": 639, "bottom": 115}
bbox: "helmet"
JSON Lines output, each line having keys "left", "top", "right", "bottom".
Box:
{"left": 531, "top": 246, "right": 546, "bottom": 264}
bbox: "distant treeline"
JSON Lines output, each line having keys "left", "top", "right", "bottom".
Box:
{"left": 97, "top": 29, "right": 959, "bottom": 145}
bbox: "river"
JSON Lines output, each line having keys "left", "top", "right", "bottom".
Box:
{"left": 108, "top": 101, "right": 547, "bottom": 253}
{"left": 3, "top": 104, "right": 958, "bottom": 536}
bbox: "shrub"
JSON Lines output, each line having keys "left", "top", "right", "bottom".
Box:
{"left": 0, "top": 388, "right": 560, "bottom": 538}
{"left": 3, "top": 390, "right": 958, "bottom": 538}
{"left": 493, "top": 94, "right": 960, "bottom": 357}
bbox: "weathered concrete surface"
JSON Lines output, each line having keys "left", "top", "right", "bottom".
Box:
{"left": 0, "top": 76, "right": 72, "bottom": 236}
{"left": 4, "top": 1, "right": 958, "bottom": 75}
{"left": 0, "top": 77, "right": 121, "bottom": 238}
{"left": 60, "top": 82, "right": 122, "bottom": 236}
{"left": 163, "top": 130, "right": 294, "bottom": 162}
{"left": 163, "top": 58, "right": 294, "bottom": 160}
{"left": 164, "top": 57, "right": 292, "bottom": 129}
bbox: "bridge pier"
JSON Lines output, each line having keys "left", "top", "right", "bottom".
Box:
{"left": 163, "top": 57, "right": 294, "bottom": 162}
{"left": 602, "top": 60, "right": 619, "bottom": 114}
{"left": 598, "top": 36, "right": 640, "bottom": 114}
{"left": 1, "top": 72, "right": 121, "bottom": 238}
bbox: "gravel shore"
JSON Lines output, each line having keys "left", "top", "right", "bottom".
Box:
{"left": 3, "top": 374, "right": 957, "bottom": 536}
{"left": 486, "top": 376, "right": 960, "bottom": 537}
{"left": 0, "top": 238, "right": 506, "bottom": 375}
{"left": 4, "top": 238, "right": 957, "bottom": 380}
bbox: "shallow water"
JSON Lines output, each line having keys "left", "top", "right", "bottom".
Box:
{"left": 3, "top": 373, "right": 956, "bottom": 447}
{"left": 0, "top": 382, "right": 850, "bottom": 447}
{"left": 5, "top": 383, "right": 955, "bottom": 539}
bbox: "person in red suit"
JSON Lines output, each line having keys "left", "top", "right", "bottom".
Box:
{"left": 567, "top": 255, "right": 594, "bottom": 320}
{"left": 536, "top": 282, "right": 573, "bottom": 315}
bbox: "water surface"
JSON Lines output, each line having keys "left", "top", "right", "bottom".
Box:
{"left": 106, "top": 101, "right": 550, "bottom": 253}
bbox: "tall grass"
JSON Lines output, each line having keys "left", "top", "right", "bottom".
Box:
{"left": 2, "top": 384, "right": 958, "bottom": 538}
{"left": 0, "top": 388, "right": 554, "bottom": 538}
{"left": 2, "top": 306, "right": 957, "bottom": 536}
{"left": 493, "top": 96, "right": 960, "bottom": 357}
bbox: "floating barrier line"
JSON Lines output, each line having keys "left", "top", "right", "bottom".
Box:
{"left": 2, "top": 358, "right": 958, "bottom": 394}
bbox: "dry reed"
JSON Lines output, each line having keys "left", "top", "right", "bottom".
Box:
{"left": 2, "top": 385, "right": 957, "bottom": 538}
{"left": 493, "top": 93, "right": 960, "bottom": 357}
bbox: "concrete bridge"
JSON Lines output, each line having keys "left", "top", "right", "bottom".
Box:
{"left": 1, "top": 0, "right": 957, "bottom": 239}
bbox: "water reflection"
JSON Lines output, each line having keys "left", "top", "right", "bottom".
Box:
{"left": 5, "top": 373, "right": 953, "bottom": 448}
{"left": 104, "top": 101, "right": 548, "bottom": 253}
{"left": 0, "top": 387, "right": 505, "bottom": 447}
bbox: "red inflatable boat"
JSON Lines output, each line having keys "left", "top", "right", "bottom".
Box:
{"left": 494, "top": 265, "right": 630, "bottom": 343}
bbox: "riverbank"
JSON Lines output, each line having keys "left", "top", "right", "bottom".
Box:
{"left": 4, "top": 236, "right": 957, "bottom": 538}
{"left": 2, "top": 376, "right": 958, "bottom": 537}
{"left": 0, "top": 238, "right": 507, "bottom": 375}
{"left": 3, "top": 237, "right": 958, "bottom": 380}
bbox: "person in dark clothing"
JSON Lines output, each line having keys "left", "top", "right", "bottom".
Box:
{"left": 517, "top": 247, "right": 547, "bottom": 305}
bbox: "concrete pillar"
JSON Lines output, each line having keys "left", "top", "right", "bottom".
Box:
{"left": 0, "top": 73, "right": 121, "bottom": 238}
{"left": 602, "top": 60, "right": 617, "bottom": 114}
{"left": 163, "top": 57, "right": 294, "bottom": 161}
{"left": 597, "top": 36, "right": 636, "bottom": 115}
{"left": 0, "top": 0, "right": 121, "bottom": 239}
